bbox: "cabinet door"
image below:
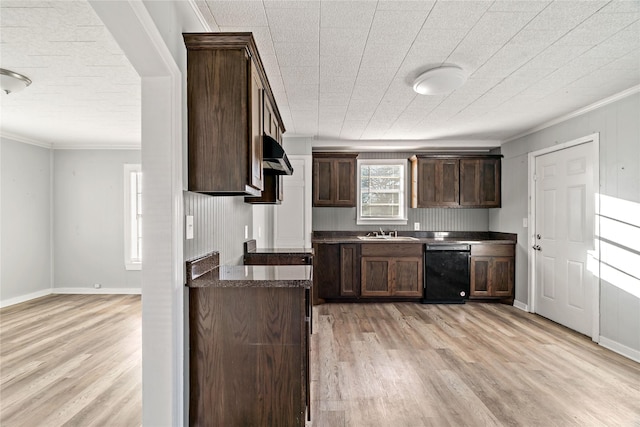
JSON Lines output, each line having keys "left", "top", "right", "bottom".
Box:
{"left": 314, "top": 243, "right": 341, "bottom": 300}
{"left": 470, "top": 256, "right": 491, "bottom": 297}
{"left": 417, "top": 158, "right": 459, "bottom": 207}
{"left": 340, "top": 244, "right": 359, "bottom": 297}
{"left": 334, "top": 158, "right": 356, "bottom": 206}
{"left": 393, "top": 257, "right": 423, "bottom": 297}
{"left": 479, "top": 157, "right": 500, "bottom": 207}
{"left": 313, "top": 158, "right": 335, "bottom": 206}
{"left": 460, "top": 158, "right": 501, "bottom": 207}
{"left": 249, "top": 61, "right": 264, "bottom": 192}
{"left": 361, "top": 257, "right": 392, "bottom": 296}
{"left": 491, "top": 256, "right": 514, "bottom": 297}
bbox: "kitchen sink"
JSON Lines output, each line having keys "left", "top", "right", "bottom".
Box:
{"left": 357, "top": 235, "right": 419, "bottom": 241}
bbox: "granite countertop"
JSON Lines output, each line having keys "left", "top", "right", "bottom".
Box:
{"left": 186, "top": 251, "right": 312, "bottom": 289}
{"left": 243, "top": 239, "right": 314, "bottom": 255}
{"left": 247, "top": 247, "right": 314, "bottom": 255}
{"left": 311, "top": 231, "right": 517, "bottom": 245}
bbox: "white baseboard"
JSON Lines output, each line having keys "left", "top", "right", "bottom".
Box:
{"left": 513, "top": 300, "right": 529, "bottom": 312}
{"left": 599, "top": 336, "right": 640, "bottom": 363}
{"left": 53, "top": 287, "right": 141, "bottom": 295}
{"left": 0, "top": 288, "right": 52, "bottom": 308}
{"left": 0, "top": 288, "right": 142, "bottom": 308}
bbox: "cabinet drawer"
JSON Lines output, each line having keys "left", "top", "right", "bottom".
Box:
{"left": 361, "top": 243, "right": 423, "bottom": 257}
{"left": 471, "top": 244, "right": 514, "bottom": 257}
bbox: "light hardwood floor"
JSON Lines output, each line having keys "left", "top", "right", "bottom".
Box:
{"left": 3, "top": 296, "right": 639, "bottom": 427}
{"left": 310, "top": 302, "right": 640, "bottom": 427}
{"left": 0, "top": 294, "right": 141, "bottom": 427}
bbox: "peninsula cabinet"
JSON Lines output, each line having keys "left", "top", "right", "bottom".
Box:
{"left": 470, "top": 244, "right": 514, "bottom": 301}
{"left": 184, "top": 33, "right": 285, "bottom": 197}
{"left": 313, "top": 153, "right": 358, "bottom": 207}
{"left": 360, "top": 244, "right": 423, "bottom": 298}
{"left": 410, "top": 154, "right": 502, "bottom": 208}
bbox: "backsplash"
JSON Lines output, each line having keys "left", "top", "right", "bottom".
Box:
{"left": 312, "top": 207, "right": 490, "bottom": 232}
{"left": 183, "top": 191, "right": 251, "bottom": 265}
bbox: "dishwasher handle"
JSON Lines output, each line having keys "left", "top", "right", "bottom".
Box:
{"left": 425, "top": 244, "right": 470, "bottom": 251}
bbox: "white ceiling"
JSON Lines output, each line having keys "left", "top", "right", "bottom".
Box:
{"left": 1, "top": 1, "right": 639, "bottom": 148}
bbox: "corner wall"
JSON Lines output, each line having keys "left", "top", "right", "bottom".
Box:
{"left": 493, "top": 91, "right": 640, "bottom": 359}
{"left": 0, "top": 137, "right": 52, "bottom": 306}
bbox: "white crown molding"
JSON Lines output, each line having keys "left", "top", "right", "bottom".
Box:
{"left": 53, "top": 142, "right": 141, "bottom": 150}
{"left": 0, "top": 131, "right": 53, "bottom": 149}
{"left": 504, "top": 85, "right": 640, "bottom": 143}
{"left": 311, "top": 138, "right": 500, "bottom": 152}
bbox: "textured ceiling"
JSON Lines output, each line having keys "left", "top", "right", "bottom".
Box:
{"left": 1, "top": 1, "right": 639, "bottom": 148}
{"left": 0, "top": 0, "right": 140, "bottom": 148}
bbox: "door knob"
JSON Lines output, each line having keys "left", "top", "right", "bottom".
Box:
{"left": 532, "top": 245, "right": 541, "bottom": 251}
{"left": 536, "top": 234, "right": 541, "bottom": 239}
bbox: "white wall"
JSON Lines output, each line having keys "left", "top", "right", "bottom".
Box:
{"left": 0, "top": 137, "right": 52, "bottom": 306}
{"left": 493, "top": 91, "right": 640, "bottom": 359}
{"left": 53, "top": 149, "right": 141, "bottom": 291}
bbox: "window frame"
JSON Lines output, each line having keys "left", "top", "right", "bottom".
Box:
{"left": 356, "top": 158, "right": 408, "bottom": 226}
{"left": 124, "top": 164, "right": 142, "bottom": 271}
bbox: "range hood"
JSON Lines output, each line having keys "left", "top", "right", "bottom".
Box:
{"left": 263, "top": 134, "right": 294, "bottom": 175}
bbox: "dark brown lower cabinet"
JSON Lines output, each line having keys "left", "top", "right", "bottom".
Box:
{"left": 470, "top": 244, "right": 514, "bottom": 301}
{"left": 314, "top": 243, "right": 360, "bottom": 301}
{"left": 189, "top": 285, "right": 308, "bottom": 426}
{"left": 361, "top": 244, "right": 423, "bottom": 298}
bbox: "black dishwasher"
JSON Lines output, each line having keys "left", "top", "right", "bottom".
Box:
{"left": 422, "top": 244, "right": 470, "bottom": 304}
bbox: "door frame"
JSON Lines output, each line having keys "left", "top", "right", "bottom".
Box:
{"left": 273, "top": 154, "right": 313, "bottom": 248}
{"left": 527, "top": 133, "right": 600, "bottom": 342}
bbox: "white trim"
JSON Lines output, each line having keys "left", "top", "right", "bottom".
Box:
{"left": 187, "top": 0, "right": 216, "bottom": 31}
{"left": 599, "top": 337, "right": 640, "bottom": 363}
{"left": 53, "top": 287, "right": 142, "bottom": 295}
{"left": 53, "top": 143, "right": 141, "bottom": 150}
{"left": 505, "top": 85, "right": 640, "bottom": 143}
{"left": 313, "top": 138, "right": 499, "bottom": 152}
{"left": 512, "top": 300, "right": 529, "bottom": 312}
{"left": 124, "top": 163, "right": 142, "bottom": 270}
{"left": 528, "top": 133, "right": 600, "bottom": 342}
{"left": 0, "top": 289, "right": 52, "bottom": 308}
{"left": 0, "top": 131, "right": 53, "bottom": 148}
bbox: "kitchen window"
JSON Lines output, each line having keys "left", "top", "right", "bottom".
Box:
{"left": 357, "top": 159, "right": 407, "bottom": 225}
{"left": 124, "top": 164, "right": 142, "bottom": 270}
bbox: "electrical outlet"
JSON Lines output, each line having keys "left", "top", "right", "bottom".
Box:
{"left": 185, "top": 215, "right": 194, "bottom": 239}
{"left": 413, "top": 222, "right": 420, "bottom": 231}
{"left": 523, "top": 218, "right": 528, "bottom": 228}
{"left": 94, "top": 283, "right": 101, "bottom": 289}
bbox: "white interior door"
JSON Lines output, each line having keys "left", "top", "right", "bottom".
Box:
{"left": 274, "top": 156, "right": 312, "bottom": 248}
{"left": 534, "top": 141, "right": 596, "bottom": 337}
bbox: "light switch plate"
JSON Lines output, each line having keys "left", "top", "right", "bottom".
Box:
{"left": 522, "top": 218, "right": 528, "bottom": 228}
{"left": 186, "top": 215, "right": 194, "bottom": 239}
{"left": 244, "top": 225, "right": 249, "bottom": 239}
{"left": 413, "top": 222, "right": 420, "bottom": 231}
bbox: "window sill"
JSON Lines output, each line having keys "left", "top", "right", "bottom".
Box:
{"left": 357, "top": 218, "right": 408, "bottom": 226}
{"left": 125, "top": 262, "right": 142, "bottom": 271}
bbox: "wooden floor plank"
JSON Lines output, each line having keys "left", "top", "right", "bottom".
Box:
{"left": 310, "top": 302, "right": 640, "bottom": 427}
{"left": 0, "top": 295, "right": 141, "bottom": 427}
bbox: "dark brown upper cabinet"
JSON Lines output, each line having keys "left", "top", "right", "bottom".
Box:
{"left": 459, "top": 157, "right": 501, "bottom": 207}
{"left": 313, "top": 153, "right": 358, "bottom": 207}
{"left": 410, "top": 154, "right": 501, "bottom": 208}
{"left": 244, "top": 173, "right": 283, "bottom": 204}
{"left": 184, "top": 33, "right": 285, "bottom": 197}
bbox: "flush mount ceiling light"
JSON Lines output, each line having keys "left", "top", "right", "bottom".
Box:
{"left": 0, "top": 68, "right": 32, "bottom": 94}
{"left": 413, "top": 65, "right": 467, "bottom": 95}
